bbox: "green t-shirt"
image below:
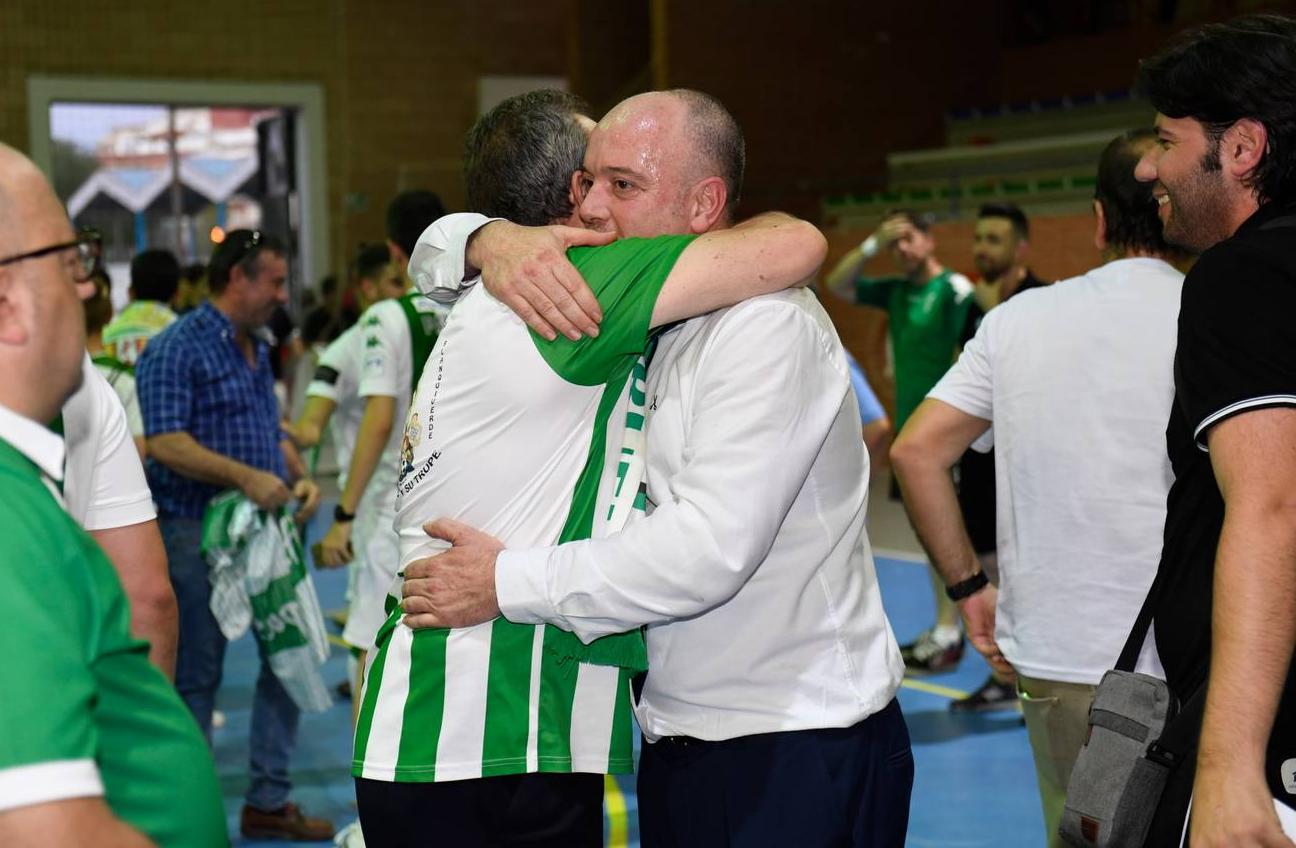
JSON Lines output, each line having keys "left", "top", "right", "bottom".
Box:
{"left": 0, "top": 439, "right": 226, "bottom": 846}
{"left": 856, "top": 269, "right": 977, "bottom": 429}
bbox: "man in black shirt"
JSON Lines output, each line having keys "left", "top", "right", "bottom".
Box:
{"left": 948, "top": 202, "right": 1046, "bottom": 712}
{"left": 1135, "top": 14, "right": 1296, "bottom": 845}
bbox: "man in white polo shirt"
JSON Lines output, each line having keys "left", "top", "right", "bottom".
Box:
{"left": 889, "top": 130, "right": 1186, "bottom": 846}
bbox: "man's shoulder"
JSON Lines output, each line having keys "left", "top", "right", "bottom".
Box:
{"left": 1193, "top": 225, "right": 1295, "bottom": 285}
{"left": 688, "top": 289, "right": 835, "bottom": 347}
{"left": 65, "top": 354, "right": 118, "bottom": 423}
{"left": 148, "top": 305, "right": 207, "bottom": 346}
{"left": 567, "top": 235, "right": 694, "bottom": 286}
{"left": 359, "top": 299, "right": 407, "bottom": 334}
{"left": 0, "top": 464, "right": 83, "bottom": 564}
{"left": 942, "top": 270, "right": 975, "bottom": 300}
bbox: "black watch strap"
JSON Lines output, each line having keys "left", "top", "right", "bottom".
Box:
{"left": 333, "top": 504, "right": 356, "bottom": 523}
{"left": 945, "top": 570, "right": 989, "bottom": 602}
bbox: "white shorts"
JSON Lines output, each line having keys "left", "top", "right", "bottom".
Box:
{"left": 341, "top": 502, "right": 400, "bottom": 653}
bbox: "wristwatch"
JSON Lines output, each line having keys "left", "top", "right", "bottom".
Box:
{"left": 945, "top": 570, "right": 989, "bottom": 602}
{"left": 333, "top": 504, "right": 356, "bottom": 523}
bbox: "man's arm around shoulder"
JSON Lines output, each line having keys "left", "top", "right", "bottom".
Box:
{"left": 648, "top": 212, "right": 827, "bottom": 327}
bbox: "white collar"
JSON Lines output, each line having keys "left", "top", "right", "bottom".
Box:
{"left": 0, "top": 402, "right": 66, "bottom": 481}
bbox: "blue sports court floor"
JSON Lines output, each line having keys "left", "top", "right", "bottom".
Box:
{"left": 216, "top": 507, "right": 1045, "bottom": 846}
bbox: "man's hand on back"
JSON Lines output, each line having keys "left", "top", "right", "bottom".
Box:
{"left": 467, "top": 221, "right": 613, "bottom": 341}
{"left": 401, "top": 518, "right": 505, "bottom": 629}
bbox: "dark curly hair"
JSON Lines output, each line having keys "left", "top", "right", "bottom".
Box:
{"left": 1137, "top": 14, "right": 1296, "bottom": 205}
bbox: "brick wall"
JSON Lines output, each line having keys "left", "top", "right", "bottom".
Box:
{"left": 0, "top": 0, "right": 570, "bottom": 281}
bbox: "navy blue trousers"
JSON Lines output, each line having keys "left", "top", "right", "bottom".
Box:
{"left": 638, "top": 699, "right": 913, "bottom": 847}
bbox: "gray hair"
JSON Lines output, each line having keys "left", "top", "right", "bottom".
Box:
{"left": 464, "top": 89, "right": 590, "bottom": 226}
{"left": 668, "top": 89, "right": 745, "bottom": 219}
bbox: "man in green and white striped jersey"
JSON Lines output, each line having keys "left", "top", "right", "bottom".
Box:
{"left": 351, "top": 90, "right": 825, "bottom": 845}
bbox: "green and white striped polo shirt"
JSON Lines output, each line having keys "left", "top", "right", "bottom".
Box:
{"left": 353, "top": 234, "right": 692, "bottom": 783}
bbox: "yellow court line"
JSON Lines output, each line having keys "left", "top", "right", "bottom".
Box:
{"left": 900, "top": 678, "right": 971, "bottom": 700}
{"left": 604, "top": 774, "right": 629, "bottom": 847}
{"left": 327, "top": 634, "right": 350, "bottom": 649}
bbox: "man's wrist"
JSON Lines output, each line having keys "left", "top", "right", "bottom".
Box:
{"left": 465, "top": 220, "right": 509, "bottom": 277}
{"left": 945, "top": 570, "right": 989, "bottom": 602}
{"left": 495, "top": 549, "right": 553, "bottom": 626}
{"left": 333, "top": 504, "right": 355, "bottom": 523}
{"left": 233, "top": 463, "right": 259, "bottom": 491}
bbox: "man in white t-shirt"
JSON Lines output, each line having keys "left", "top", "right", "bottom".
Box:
{"left": 63, "top": 264, "right": 175, "bottom": 678}
{"left": 889, "top": 130, "right": 1187, "bottom": 846}
{"left": 292, "top": 243, "right": 408, "bottom": 651}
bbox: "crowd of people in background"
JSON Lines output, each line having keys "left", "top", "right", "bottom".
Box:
{"left": 0, "top": 11, "right": 1294, "bottom": 848}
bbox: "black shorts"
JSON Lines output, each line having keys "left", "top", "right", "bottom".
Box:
{"left": 355, "top": 772, "right": 604, "bottom": 848}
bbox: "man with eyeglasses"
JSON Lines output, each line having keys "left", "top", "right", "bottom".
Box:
{"left": 136, "top": 229, "right": 333, "bottom": 842}
{"left": 0, "top": 142, "right": 226, "bottom": 846}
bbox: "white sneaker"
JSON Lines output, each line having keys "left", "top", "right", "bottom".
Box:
{"left": 334, "top": 819, "right": 366, "bottom": 848}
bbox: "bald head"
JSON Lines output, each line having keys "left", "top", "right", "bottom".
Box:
{"left": 0, "top": 144, "right": 67, "bottom": 256}
{"left": 599, "top": 91, "right": 745, "bottom": 221}
{"left": 0, "top": 143, "right": 86, "bottom": 419}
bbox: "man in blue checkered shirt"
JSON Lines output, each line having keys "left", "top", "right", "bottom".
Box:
{"left": 136, "top": 230, "right": 333, "bottom": 842}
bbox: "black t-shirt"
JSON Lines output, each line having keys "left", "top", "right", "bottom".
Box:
{"left": 955, "top": 269, "right": 1048, "bottom": 553}
{"left": 1152, "top": 200, "right": 1296, "bottom": 807}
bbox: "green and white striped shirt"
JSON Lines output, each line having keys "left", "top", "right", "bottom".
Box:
{"left": 353, "top": 235, "right": 692, "bottom": 782}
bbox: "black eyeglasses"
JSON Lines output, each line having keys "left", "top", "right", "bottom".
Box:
{"left": 0, "top": 229, "right": 102, "bottom": 283}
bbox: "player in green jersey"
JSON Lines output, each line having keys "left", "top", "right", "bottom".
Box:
{"left": 826, "top": 209, "right": 978, "bottom": 674}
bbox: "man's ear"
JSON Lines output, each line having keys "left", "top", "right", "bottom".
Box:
{"left": 569, "top": 170, "right": 585, "bottom": 209}
{"left": 1223, "top": 118, "right": 1268, "bottom": 189}
{"left": 0, "top": 269, "right": 30, "bottom": 347}
{"left": 386, "top": 238, "right": 408, "bottom": 269}
{"left": 686, "top": 176, "right": 728, "bottom": 234}
{"left": 1092, "top": 198, "right": 1108, "bottom": 253}
{"left": 1014, "top": 237, "right": 1029, "bottom": 265}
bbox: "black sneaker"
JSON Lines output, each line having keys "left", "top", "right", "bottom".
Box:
{"left": 900, "top": 629, "right": 964, "bottom": 674}
{"left": 950, "top": 675, "right": 1020, "bottom": 713}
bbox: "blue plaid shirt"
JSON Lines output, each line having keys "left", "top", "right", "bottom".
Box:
{"left": 137, "top": 302, "right": 287, "bottom": 519}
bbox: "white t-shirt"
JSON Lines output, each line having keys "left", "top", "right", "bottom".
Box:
{"left": 928, "top": 257, "right": 1184, "bottom": 685}
{"left": 355, "top": 294, "right": 449, "bottom": 516}
{"left": 92, "top": 359, "right": 144, "bottom": 439}
{"left": 63, "top": 354, "right": 155, "bottom": 530}
{"left": 305, "top": 324, "right": 366, "bottom": 482}
{"left": 497, "top": 289, "right": 905, "bottom": 742}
